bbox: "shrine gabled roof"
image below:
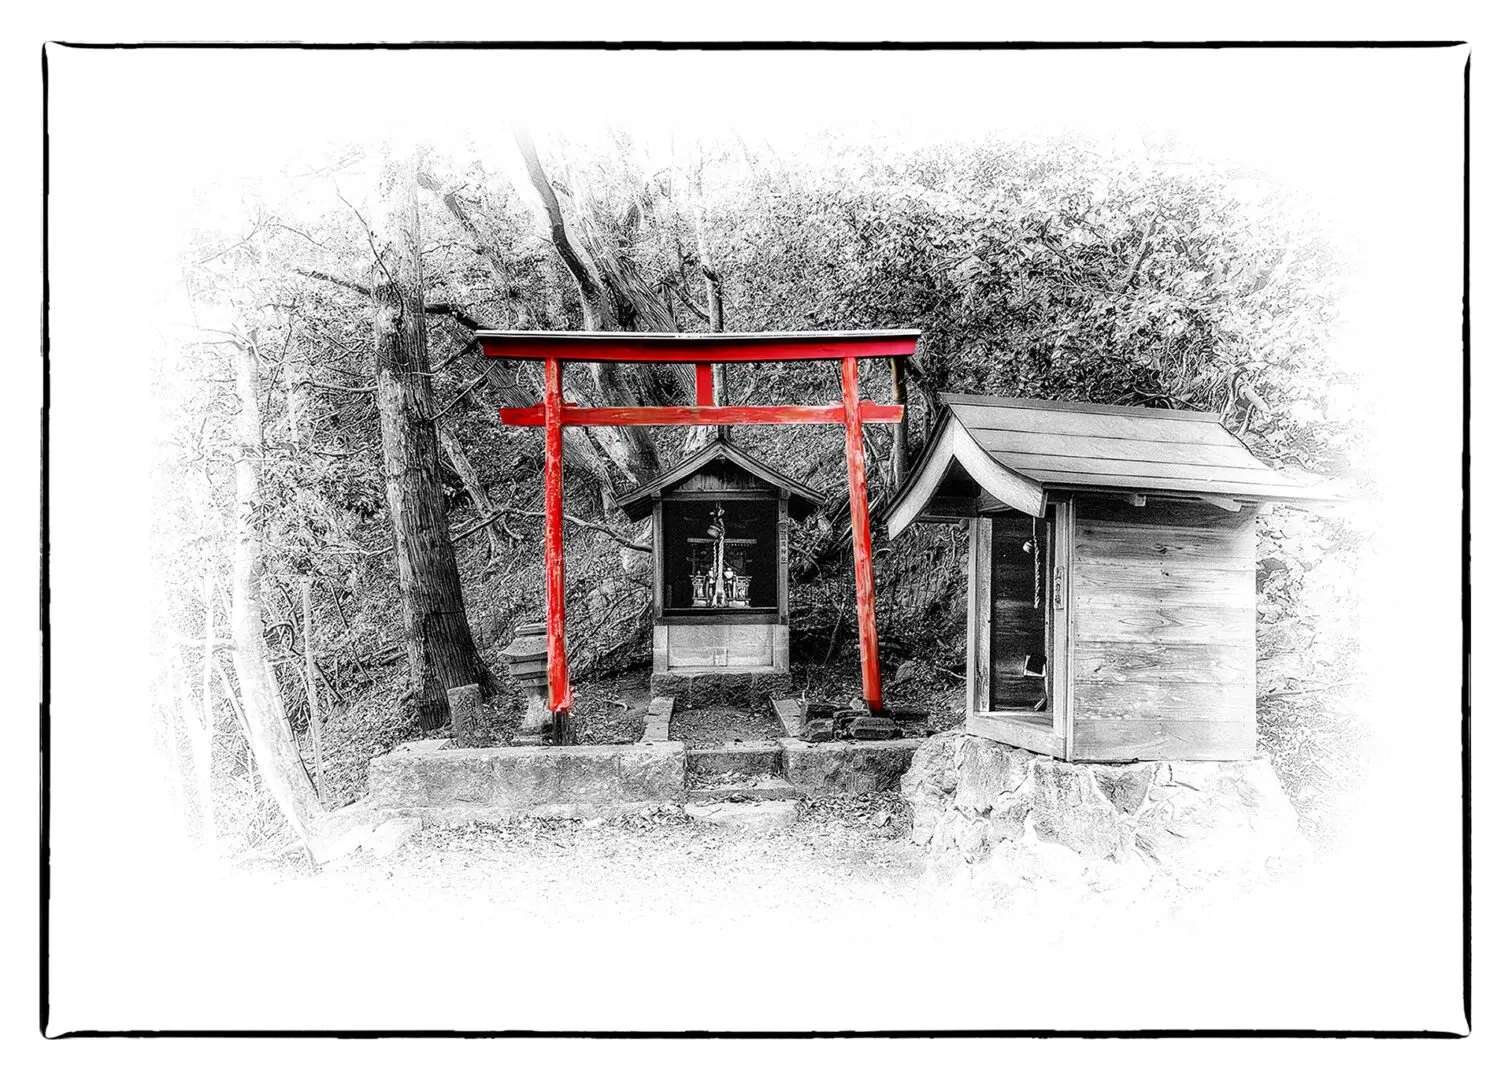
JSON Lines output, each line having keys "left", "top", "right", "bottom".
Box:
{"left": 884, "top": 393, "right": 1342, "bottom": 537}
{"left": 475, "top": 329, "right": 920, "bottom": 363}
{"left": 616, "top": 438, "right": 826, "bottom": 522}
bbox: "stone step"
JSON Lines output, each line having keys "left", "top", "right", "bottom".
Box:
{"left": 684, "top": 800, "right": 799, "bottom": 830}
{"left": 685, "top": 778, "right": 802, "bottom": 803}
{"left": 685, "top": 741, "right": 783, "bottom": 784}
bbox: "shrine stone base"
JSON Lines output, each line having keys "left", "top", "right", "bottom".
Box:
{"left": 901, "top": 732, "right": 1310, "bottom": 895}
{"left": 649, "top": 668, "right": 793, "bottom": 710}
{"left": 368, "top": 741, "right": 686, "bottom": 818}
{"left": 366, "top": 733, "right": 925, "bottom": 819}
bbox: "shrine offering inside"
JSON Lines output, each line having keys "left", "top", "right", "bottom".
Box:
{"left": 616, "top": 439, "right": 822, "bottom": 675}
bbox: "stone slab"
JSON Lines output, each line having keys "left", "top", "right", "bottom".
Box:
{"left": 640, "top": 695, "right": 675, "bottom": 743}
{"left": 780, "top": 737, "right": 923, "bottom": 795}
{"left": 368, "top": 739, "right": 687, "bottom": 812}
{"left": 771, "top": 698, "right": 804, "bottom": 739}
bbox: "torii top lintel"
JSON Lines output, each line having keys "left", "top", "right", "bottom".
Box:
{"left": 476, "top": 329, "right": 921, "bottom": 364}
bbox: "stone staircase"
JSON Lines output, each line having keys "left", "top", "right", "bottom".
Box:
{"left": 683, "top": 742, "right": 800, "bottom": 804}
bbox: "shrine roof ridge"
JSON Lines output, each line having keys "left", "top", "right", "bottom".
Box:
{"left": 616, "top": 437, "right": 825, "bottom": 522}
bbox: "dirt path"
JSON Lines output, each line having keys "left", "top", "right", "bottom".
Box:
{"left": 256, "top": 794, "right": 925, "bottom": 922}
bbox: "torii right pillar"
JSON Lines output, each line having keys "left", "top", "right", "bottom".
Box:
{"left": 840, "top": 354, "right": 884, "bottom": 712}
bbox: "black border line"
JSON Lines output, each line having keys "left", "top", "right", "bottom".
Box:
{"left": 38, "top": 38, "right": 1472, "bottom": 1041}
{"left": 40, "top": 39, "right": 52, "bottom": 1043}
{"left": 1460, "top": 50, "right": 1472, "bottom": 1033}
{"left": 46, "top": 40, "right": 1466, "bottom": 49}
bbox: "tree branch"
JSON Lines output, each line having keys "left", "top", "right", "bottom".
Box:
{"left": 295, "top": 268, "right": 485, "bottom": 329}
{"left": 510, "top": 507, "right": 650, "bottom": 553}
{"left": 662, "top": 278, "right": 711, "bottom": 324}
{"left": 513, "top": 130, "right": 606, "bottom": 321}
{"left": 430, "top": 369, "right": 493, "bottom": 423}
{"left": 299, "top": 377, "right": 377, "bottom": 395}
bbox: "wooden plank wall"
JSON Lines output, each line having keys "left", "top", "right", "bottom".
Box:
{"left": 1071, "top": 497, "right": 1256, "bottom": 761}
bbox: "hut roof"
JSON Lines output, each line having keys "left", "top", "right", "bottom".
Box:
{"left": 616, "top": 438, "right": 825, "bottom": 522}
{"left": 885, "top": 393, "right": 1341, "bottom": 537}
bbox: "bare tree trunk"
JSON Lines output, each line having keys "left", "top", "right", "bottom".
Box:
{"left": 158, "top": 697, "right": 189, "bottom": 831}
{"left": 438, "top": 418, "right": 509, "bottom": 559}
{"left": 374, "top": 156, "right": 492, "bottom": 729}
{"left": 890, "top": 356, "right": 911, "bottom": 488}
{"left": 228, "top": 335, "right": 326, "bottom": 853}
{"left": 510, "top": 131, "right": 672, "bottom": 483}
{"left": 195, "top": 572, "right": 217, "bottom": 845}
{"left": 301, "top": 580, "right": 326, "bottom": 802}
{"left": 690, "top": 160, "right": 727, "bottom": 445}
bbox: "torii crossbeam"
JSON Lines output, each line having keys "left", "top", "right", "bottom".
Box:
{"left": 478, "top": 329, "right": 921, "bottom": 719}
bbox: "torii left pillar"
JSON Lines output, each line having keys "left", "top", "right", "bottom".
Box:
{"left": 542, "top": 356, "right": 572, "bottom": 723}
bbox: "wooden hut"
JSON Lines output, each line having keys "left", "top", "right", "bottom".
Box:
{"left": 883, "top": 393, "right": 1337, "bottom": 762}
{"left": 618, "top": 438, "right": 823, "bottom": 676}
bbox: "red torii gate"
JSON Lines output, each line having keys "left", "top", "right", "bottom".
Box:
{"left": 478, "top": 329, "right": 921, "bottom": 718}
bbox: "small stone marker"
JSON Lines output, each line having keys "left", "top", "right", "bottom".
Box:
{"left": 447, "top": 683, "right": 484, "bottom": 741}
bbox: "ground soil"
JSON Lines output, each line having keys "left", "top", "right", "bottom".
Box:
{"left": 567, "top": 671, "right": 654, "bottom": 745}
{"left": 670, "top": 706, "right": 786, "bottom": 747}
{"left": 245, "top": 793, "right": 926, "bottom": 922}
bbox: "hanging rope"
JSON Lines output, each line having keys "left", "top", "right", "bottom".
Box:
{"left": 1032, "top": 517, "right": 1042, "bottom": 609}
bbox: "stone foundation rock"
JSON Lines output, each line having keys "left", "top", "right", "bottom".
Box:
{"left": 901, "top": 733, "right": 1309, "bottom": 894}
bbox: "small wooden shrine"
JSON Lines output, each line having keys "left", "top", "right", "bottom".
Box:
{"left": 884, "top": 393, "right": 1338, "bottom": 763}
{"left": 617, "top": 438, "right": 823, "bottom": 675}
